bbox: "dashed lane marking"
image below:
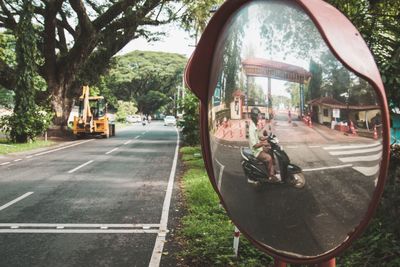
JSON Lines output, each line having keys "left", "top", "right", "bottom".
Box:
{"left": 0, "top": 192, "right": 34, "bottom": 211}
{"left": 67, "top": 160, "right": 94, "bottom": 174}
{"left": 0, "top": 162, "right": 10, "bottom": 166}
{"left": 13, "top": 159, "right": 22, "bottom": 162}
{"left": 105, "top": 147, "right": 119, "bottom": 155}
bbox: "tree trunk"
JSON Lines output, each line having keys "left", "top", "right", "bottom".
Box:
{"left": 50, "top": 81, "right": 75, "bottom": 133}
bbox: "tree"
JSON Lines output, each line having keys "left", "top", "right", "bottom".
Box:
{"left": 1, "top": 0, "right": 50, "bottom": 143}
{"left": 103, "top": 51, "right": 187, "bottom": 113}
{"left": 0, "top": 0, "right": 182, "bottom": 130}
{"left": 326, "top": 0, "right": 400, "bottom": 111}
{"left": 180, "top": 0, "right": 225, "bottom": 44}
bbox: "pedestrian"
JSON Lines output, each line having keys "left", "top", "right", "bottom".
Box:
{"left": 248, "top": 107, "right": 278, "bottom": 183}
{"left": 288, "top": 110, "right": 292, "bottom": 123}
{"left": 147, "top": 115, "right": 152, "bottom": 124}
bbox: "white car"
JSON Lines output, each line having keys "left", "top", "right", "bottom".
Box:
{"left": 164, "top": 116, "right": 177, "bottom": 126}
{"left": 126, "top": 115, "right": 141, "bottom": 123}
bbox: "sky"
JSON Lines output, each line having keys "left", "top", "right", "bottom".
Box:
{"left": 117, "top": 23, "right": 195, "bottom": 58}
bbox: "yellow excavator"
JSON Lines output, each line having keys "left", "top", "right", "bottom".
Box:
{"left": 72, "top": 85, "right": 115, "bottom": 138}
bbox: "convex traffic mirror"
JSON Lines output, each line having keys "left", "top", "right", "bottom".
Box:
{"left": 185, "top": 0, "right": 390, "bottom": 264}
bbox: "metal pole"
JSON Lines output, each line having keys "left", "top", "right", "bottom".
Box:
{"left": 233, "top": 226, "right": 240, "bottom": 257}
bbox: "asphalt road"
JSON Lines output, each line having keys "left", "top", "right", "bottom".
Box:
{"left": 0, "top": 121, "right": 179, "bottom": 267}
{"left": 210, "top": 114, "right": 381, "bottom": 257}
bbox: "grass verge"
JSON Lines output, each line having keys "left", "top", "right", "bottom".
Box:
{"left": 177, "top": 146, "right": 273, "bottom": 266}
{"left": 0, "top": 139, "right": 55, "bottom": 155}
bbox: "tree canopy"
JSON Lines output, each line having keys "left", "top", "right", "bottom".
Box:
{"left": 101, "top": 50, "right": 187, "bottom": 114}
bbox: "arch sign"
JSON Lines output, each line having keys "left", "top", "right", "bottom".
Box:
{"left": 185, "top": 0, "right": 390, "bottom": 265}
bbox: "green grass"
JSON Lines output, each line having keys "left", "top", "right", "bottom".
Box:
{"left": 0, "top": 139, "right": 55, "bottom": 155}
{"left": 177, "top": 146, "right": 273, "bottom": 266}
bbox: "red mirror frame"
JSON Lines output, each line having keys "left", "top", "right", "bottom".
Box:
{"left": 185, "top": 0, "right": 390, "bottom": 264}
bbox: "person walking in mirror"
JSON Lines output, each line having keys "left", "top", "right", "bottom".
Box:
{"left": 248, "top": 107, "right": 279, "bottom": 183}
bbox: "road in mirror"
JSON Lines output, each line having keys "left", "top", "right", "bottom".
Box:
{"left": 208, "top": 0, "right": 383, "bottom": 258}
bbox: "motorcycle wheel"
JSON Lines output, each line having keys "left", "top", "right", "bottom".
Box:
{"left": 289, "top": 173, "right": 305, "bottom": 189}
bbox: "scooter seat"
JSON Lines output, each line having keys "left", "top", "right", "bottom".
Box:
{"left": 241, "top": 147, "right": 261, "bottom": 163}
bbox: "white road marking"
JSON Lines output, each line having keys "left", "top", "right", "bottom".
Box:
{"left": 149, "top": 127, "right": 179, "bottom": 267}
{"left": 13, "top": 159, "right": 22, "bottom": 162}
{"left": 0, "top": 223, "right": 160, "bottom": 228}
{"left": 0, "top": 229, "right": 159, "bottom": 234}
{"left": 0, "top": 192, "right": 34, "bottom": 211}
{"left": 309, "top": 146, "right": 321, "bottom": 148}
{"left": 25, "top": 156, "right": 33, "bottom": 159}
{"left": 34, "top": 139, "right": 94, "bottom": 156}
{"left": 135, "top": 136, "right": 140, "bottom": 139}
{"left": 124, "top": 140, "right": 133, "bottom": 145}
{"left": 303, "top": 164, "right": 353, "bottom": 172}
{"left": 323, "top": 142, "right": 381, "bottom": 150}
{"left": 105, "top": 147, "right": 119, "bottom": 155}
{"left": 0, "top": 162, "right": 10, "bottom": 166}
{"left": 353, "top": 165, "right": 380, "bottom": 176}
{"left": 215, "top": 159, "right": 225, "bottom": 191}
{"left": 328, "top": 146, "right": 382, "bottom": 156}
{"left": 286, "top": 146, "right": 298, "bottom": 149}
{"left": 339, "top": 152, "right": 382, "bottom": 163}
{"left": 67, "top": 160, "right": 94, "bottom": 174}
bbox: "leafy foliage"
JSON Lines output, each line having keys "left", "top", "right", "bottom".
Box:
{"left": 326, "top": 0, "right": 400, "bottom": 111}
{"left": 115, "top": 101, "right": 138, "bottom": 123}
{"left": 178, "top": 91, "right": 200, "bottom": 146}
{"left": 3, "top": 0, "right": 51, "bottom": 143}
{"left": 103, "top": 51, "right": 187, "bottom": 114}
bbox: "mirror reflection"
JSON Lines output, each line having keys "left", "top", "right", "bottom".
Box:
{"left": 208, "top": 0, "right": 383, "bottom": 257}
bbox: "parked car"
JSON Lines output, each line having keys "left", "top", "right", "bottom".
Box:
{"left": 164, "top": 115, "right": 177, "bottom": 126}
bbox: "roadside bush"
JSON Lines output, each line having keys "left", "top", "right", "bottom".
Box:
{"left": 0, "top": 106, "right": 52, "bottom": 142}
{"left": 178, "top": 92, "right": 200, "bottom": 146}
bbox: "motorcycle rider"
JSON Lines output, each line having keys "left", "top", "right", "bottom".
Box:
{"left": 248, "top": 107, "right": 279, "bottom": 183}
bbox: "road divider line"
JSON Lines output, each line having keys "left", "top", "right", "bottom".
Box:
{"left": 149, "top": 127, "right": 179, "bottom": 267}
{"left": 67, "top": 160, "right": 94, "bottom": 174}
{"left": 0, "top": 229, "right": 159, "bottom": 234}
{"left": 135, "top": 136, "right": 140, "bottom": 139}
{"left": 105, "top": 147, "right": 119, "bottom": 155}
{"left": 124, "top": 140, "right": 133, "bottom": 145}
{"left": 0, "top": 223, "right": 160, "bottom": 228}
{"left": 0, "top": 192, "right": 34, "bottom": 211}
{"left": 303, "top": 164, "right": 353, "bottom": 172}
{"left": 13, "top": 159, "right": 22, "bottom": 162}
{"left": 0, "top": 162, "right": 10, "bottom": 166}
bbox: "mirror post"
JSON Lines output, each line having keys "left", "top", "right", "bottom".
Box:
{"left": 318, "top": 258, "right": 336, "bottom": 267}
{"left": 274, "top": 259, "right": 287, "bottom": 267}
